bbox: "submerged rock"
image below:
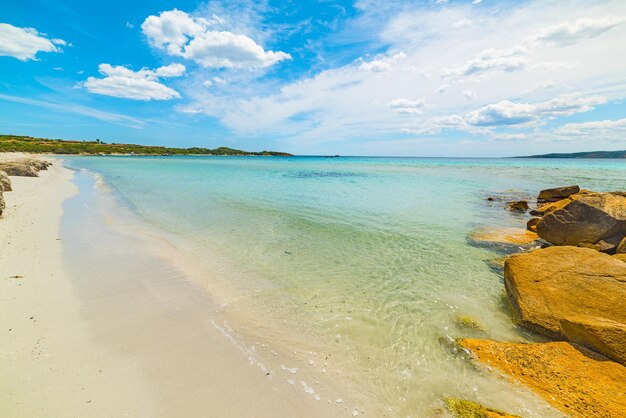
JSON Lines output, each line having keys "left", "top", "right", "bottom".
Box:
{"left": 537, "top": 185, "right": 580, "bottom": 203}
{"left": 504, "top": 246, "right": 626, "bottom": 340}
{"left": 459, "top": 339, "right": 626, "bottom": 418}
{"left": 536, "top": 192, "right": 626, "bottom": 246}
{"left": 505, "top": 200, "right": 529, "bottom": 212}
{"left": 468, "top": 227, "right": 539, "bottom": 249}
{"left": 0, "top": 170, "right": 11, "bottom": 191}
{"left": 560, "top": 315, "right": 626, "bottom": 365}
{"left": 444, "top": 398, "right": 519, "bottom": 418}
{"left": 453, "top": 315, "right": 486, "bottom": 333}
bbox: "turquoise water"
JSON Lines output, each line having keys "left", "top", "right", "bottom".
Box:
{"left": 65, "top": 156, "right": 626, "bottom": 416}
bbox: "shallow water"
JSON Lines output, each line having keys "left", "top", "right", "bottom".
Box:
{"left": 64, "top": 156, "right": 626, "bottom": 416}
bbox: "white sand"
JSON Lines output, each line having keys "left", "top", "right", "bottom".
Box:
{"left": 0, "top": 155, "right": 360, "bottom": 417}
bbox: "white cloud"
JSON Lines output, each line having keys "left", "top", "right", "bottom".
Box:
{"left": 453, "top": 18, "right": 473, "bottom": 28}
{"left": 440, "top": 45, "right": 528, "bottom": 81}
{"left": 464, "top": 94, "right": 605, "bottom": 126}
{"left": 388, "top": 98, "right": 426, "bottom": 114}
{"left": 532, "top": 17, "right": 625, "bottom": 46}
{"left": 82, "top": 63, "right": 185, "bottom": 100}
{"left": 0, "top": 23, "right": 65, "bottom": 61}
{"left": 463, "top": 90, "right": 476, "bottom": 100}
{"left": 552, "top": 117, "right": 626, "bottom": 137}
{"left": 141, "top": 9, "right": 290, "bottom": 69}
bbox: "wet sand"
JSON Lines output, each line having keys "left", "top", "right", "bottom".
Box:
{"left": 0, "top": 157, "right": 366, "bottom": 417}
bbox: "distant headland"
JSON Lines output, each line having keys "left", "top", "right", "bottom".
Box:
{"left": 0, "top": 134, "right": 293, "bottom": 156}
{"left": 517, "top": 150, "right": 626, "bottom": 159}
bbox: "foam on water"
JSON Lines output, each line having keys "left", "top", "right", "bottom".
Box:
{"left": 64, "top": 155, "right": 626, "bottom": 416}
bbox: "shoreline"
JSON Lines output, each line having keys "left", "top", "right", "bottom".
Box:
{"left": 0, "top": 155, "right": 368, "bottom": 417}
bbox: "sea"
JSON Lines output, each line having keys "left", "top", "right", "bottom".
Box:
{"left": 63, "top": 155, "right": 626, "bottom": 416}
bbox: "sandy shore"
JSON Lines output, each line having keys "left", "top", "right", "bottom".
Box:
{"left": 0, "top": 156, "right": 360, "bottom": 417}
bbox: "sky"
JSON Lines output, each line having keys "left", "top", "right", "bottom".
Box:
{"left": 1, "top": 0, "right": 625, "bottom": 156}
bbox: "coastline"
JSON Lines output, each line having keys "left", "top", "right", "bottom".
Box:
{"left": 0, "top": 156, "right": 366, "bottom": 417}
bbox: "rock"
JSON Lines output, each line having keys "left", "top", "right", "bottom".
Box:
{"left": 459, "top": 339, "right": 626, "bottom": 418}
{"left": 536, "top": 192, "right": 626, "bottom": 246}
{"left": 614, "top": 254, "right": 626, "bottom": 263}
{"left": 486, "top": 196, "right": 495, "bottom": 201}
{"left": 453, "top": 315, "right": 485, "bottom": 332}
{"left": 504, "top": 246, "right": 626, "bottom": 339}
{"left": 505, "top": 200, "right": 529, "bottom": 212}
{"left": 526, "top": 217, "right": 540, "bottom": 232}
{"left": 0, "top": 190, "right": 4, "bottom": 216}
{"left": 469, "top": 227, "right": 539, "bottom": 248}
{"left": 617, "top": 236, "right": 626, "bottom": 254}
{"left": 0, "top": 170, "right": 11, "bottom": 191}
{"left": 529, "top": 198, "right": 571, "bottom": 216}
{"left": 0, "top": 161, "right": 39, "bottom": 177}
{"left": 444, "top": 398, "right": 520, "bottom": 418}
{"left": 537, "top": 185, "right": 580, "bottom": 203}
{"left": 560, "top": 315, "right": 626, "bottom": 365}
{"left": 29, "top": 159, "right": 51, "bottom": 170}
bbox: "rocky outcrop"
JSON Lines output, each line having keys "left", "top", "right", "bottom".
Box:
{"left": 537, "top": 185, "right": 580, "bottom": 203}
{"left": 444, "top": 398, "right": 519, "bottom": 418}
{"left": 0, "top": 160, "right": 39, "bottom": 177}
{"left": 505, "top": 200, "right": 528, "bottom": 212}
{"left": 529, "top": 197, "right": 570, "bottom": 216}
{"left": 459, "top": 339, "right": 626, "bottom": 418}
{"left": 560, "top": 315, "right": 626, "bottom": 365}
{"left": 0, "top": 189, "right": 4, "bottom": 216}
{"left": 504, "top": 246, "right": 626, "bottom": 339}
{"left": 536, "top": 192, "right": 626, "bottom": 246}
{"left": 0, "top": 170, "right": 11, "bottom": 191}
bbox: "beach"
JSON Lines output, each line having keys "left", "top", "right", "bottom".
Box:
{"left": 2, "top": 154, "right": 625, "bottom": 417}
{"left": 0, "top": 155, "right": 367, "bottom": 417}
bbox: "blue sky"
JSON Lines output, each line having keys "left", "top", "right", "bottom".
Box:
{"left": 1, "top": 0, "right": 625, "bottom": 156}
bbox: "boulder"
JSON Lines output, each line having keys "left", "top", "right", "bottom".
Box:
{"left": 617, "top": 236, "right": 626, "bottom": 254}
{"left": 560, "top": 315, "right": 626, "bottom": 365}
{"left": 0, "top": 170, "right": 11, "bottom": 191}
{"left": 529, "top": 198, "right": 570, "bottom": 216}
{"left": 505, "top": 200, "right": 528, "bottom": 212}
{"left": 537, "top": 185, "right": 580, "bottom": 203}
{"left": 444, "top": 398, "right": 520, "bottom": 418}
{"left": 526, "top": 217, "right": 540, "bottom": 232}
{"left": 504, "top": 246, "right": 626, "bottom": 339}
{"left": 0, "top": 190, "right": 4, "bottom": 216}
{"left": 614, "top": 254, "right": 626, "bottom": 263}
{"left": 28, "top": 159, "right": 51, "bottom": 170}
{"left": 0, "top": 161, "right": 39, "bottom": 177}
{"left": 536, "top": 192, "right": 626, "bottom": 246}
{"left": 459, "top": 339, "right": 626, "bottom": 418}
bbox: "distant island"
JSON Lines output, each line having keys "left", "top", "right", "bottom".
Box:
{"left": 0, "top": 134, "right": 292, "bottom": 156}
{"left": 517, "top": 150, "right": 626, "bottom": 159}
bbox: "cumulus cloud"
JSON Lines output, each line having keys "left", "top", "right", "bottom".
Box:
{"left": 141, "top": 9, "right": 290, "bottom": 69}
{"left": 464, "top": 94, "right": 605, "bottom": 126}
{"left": 553, "top": 117, "right": 626, "bottom": 137}
{"left": 440, "top": 45, "right": 527, "bottom": 81}
{"left": 532, "top": 17, "right": 625, "bottom": 46}
{"left": 82, "top": 63, "right": 185, "bottom": 100}
{"left": 388, "top": 98, "right": 426, "bottom": 114}
{"left": 0, "top": 23, "right": 65, "bottom": 61}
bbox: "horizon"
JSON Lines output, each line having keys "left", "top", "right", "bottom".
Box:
{"left": 1, "top": 1, "right": 626, "bottom": 157}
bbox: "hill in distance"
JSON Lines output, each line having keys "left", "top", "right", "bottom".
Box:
{"left": 0, "top": 134, "right": 292, "bottom": 156}
{"left": 517, "top": 150, "right": 626, "bottom": 159}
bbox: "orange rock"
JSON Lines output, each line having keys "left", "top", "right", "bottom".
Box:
{"left": 560, "top": 315, "right": 626, "bottom": 365}
{"left": 504, "top": 246, "right": 626, "bottom": 339}
{"left": 469, "top": 227, "right": 539, "bottom": 246}
{"left": 459, "top": 339, "right": 626, "bottom": 418}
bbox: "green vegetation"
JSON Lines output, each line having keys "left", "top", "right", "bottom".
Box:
{"left": 444, "top": 398, "right": 519, "bottom": 418}
{"left": 518, "top": 150, "right": 626, "bottom": 158}
{"left": 453, "top": 315, "right": 485, "bottom": 332}
{"left": 0, "top": 134, "right": 292, "bottom": 156}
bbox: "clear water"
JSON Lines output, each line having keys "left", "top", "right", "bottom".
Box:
{"left": 65, "top": 156, "right": 626, "bottom": 416}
